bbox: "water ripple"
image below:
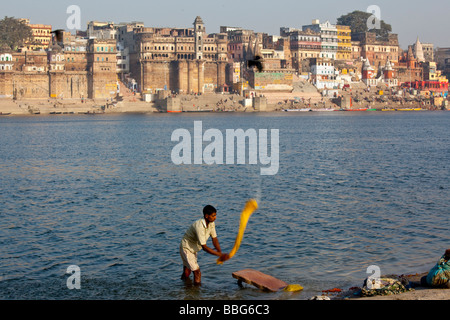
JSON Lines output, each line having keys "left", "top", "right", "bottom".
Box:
{"left": 0, "top": 112, "right": 449, "bottom": 299}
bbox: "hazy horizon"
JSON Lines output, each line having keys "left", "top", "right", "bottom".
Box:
{"left": 3, "top": 0, "right": 450, "bottom": 49}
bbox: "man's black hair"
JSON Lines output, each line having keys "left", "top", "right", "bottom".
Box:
{"left": 203, "top": 205, "right": 217, "bottom": 216}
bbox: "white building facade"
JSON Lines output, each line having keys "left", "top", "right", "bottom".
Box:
{"left": 303, "top": 20, "right": 338, "bottom": 60}
{"left": 310, "top": 57, "right": 340, "bottom": 89}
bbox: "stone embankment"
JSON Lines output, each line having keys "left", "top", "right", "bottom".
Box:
{"left": 1, "top": 79, "right": 448, "bottom": 115}
{"left": 0, "top": 97, "right": 159, "bottom": 115}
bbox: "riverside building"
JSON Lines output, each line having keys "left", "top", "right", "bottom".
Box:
{"left": 0, "top": 37, "right": 118, "bottom": 100}
{"left": 130, "top": 16, "right": 228, "bottom": 94}
{"left": 302, "top": 20, "right": 338, "bottom": 60}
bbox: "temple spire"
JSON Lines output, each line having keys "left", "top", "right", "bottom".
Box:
{"left": 414, "top": 36, "right": 425, "bottom": 62}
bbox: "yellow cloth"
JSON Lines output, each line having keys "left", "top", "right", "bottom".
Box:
{"left": 217, "top": 199, "right": 303, "bottom": 292}
{"left": 284, "top": 284, "right": 304, "bottom": 292}
{"left": 217, "top": 199, "right": 258, "bottom": 265}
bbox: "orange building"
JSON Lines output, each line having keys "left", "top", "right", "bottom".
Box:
{"left": 336, "top": 25, "right": 352, "bottom": 61}
{"left": 20, "top": 19, "right": 52, "bottom": 51}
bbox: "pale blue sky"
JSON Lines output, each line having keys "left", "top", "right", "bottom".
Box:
{"left": 3, "top": 0, "right": 450, "bottom": 49}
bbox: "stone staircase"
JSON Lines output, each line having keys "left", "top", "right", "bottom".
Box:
{"left": 256, "top": 73, "right": 322, "bottom": 106}
{"left": 0, "top": 99, "right": 29, "bottom": 115}
{"left": 118, "top": 80, "right": 141, "bottom": 102}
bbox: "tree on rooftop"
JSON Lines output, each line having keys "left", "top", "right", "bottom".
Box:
{"left": 0, "top": 16, "right": 33, "bottom": 50}
{"left": 337, "top": 10, "right": 393, "bottom": 41}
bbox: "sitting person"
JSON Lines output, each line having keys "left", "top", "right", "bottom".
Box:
{"left": 421, "top": 249, "right": 450, "bottom": 288}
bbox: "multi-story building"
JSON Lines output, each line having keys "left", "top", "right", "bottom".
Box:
{"left": 63, "top": 40, "right": 88, "bottom": 72}
{"left": 423, "top": 61, "right": 448, "bottom": 86}
{"left": 351, "top": 41, "right": 362, "bottom": 60}
{"left": 223, "top": 27, "right": 263, "bottom": 62}
{"left": 0, "top": 51, "right": 14, "bottom": 71}
{"left": 87, "top": 21, "right": 129, "bottom": 80}
{"left": 116, "top": 43, "right": 130, "bottom": 76}
{"left": 286, "top": 29, "right": 321, "bottom": 72}
{"left": 400, "top": 54, "right": 448, "bottom": 95}
{"left": 13, "top": 50, "right": 48, "bottom": 72}
{"left": 0, "top": 47, "right": 14, "bottom": 97}
{"left": 260, "top": 35, "right": 292, "bottom": 70}
{"left": 53, "top": 31, "right": 89, "bottom": 72}
{"left": 0, "top": 37, "right": 117, "bottom": 100}
{"left": 352, "top": 32, "right": 400, "bottom": 73}
{"left": 423, "top": 61, "right": 437, "bottom": 81}
{"left": 443, "top": 58, "right": 450, "bottom": 80}
{"left": 87, "top": 39, "right": 118, "bottom": 99}
{"left": 397, "top": 46, "right": 423, "bottom": 84}
{"left": 131, "top": 17, "right": 228, "bottom": 94}
{"left": 116, "top": 22, "right": 144, "bottom": 80}
{"left": 310, "top": 57, "right": 339, "bottom": 89}
{"left": 422, "top": 43, "right": 434, "bottom": 62}
{"left": 302, "top": 20, "right": 338, "bottom": 60}
{"left": 20, "top": 19, "right": 52, "bottom": 51}
{"left": 87, "top": 21, "right": 118, "bottom": 40}
{"left": 336, "top": 25, "right": 352, "bottom": 61}
{"left": 435, "top": 47, "right": 450, "bottom": 71}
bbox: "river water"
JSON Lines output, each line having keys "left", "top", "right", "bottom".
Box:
{"left": 0, "top": 111, "right": 448, "bottom": 300}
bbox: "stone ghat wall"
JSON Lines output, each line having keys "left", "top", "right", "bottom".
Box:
{"left": 50, "top": 72, "right": 89, "bottom": 99}
{"left": 0, "top": 71, "right": 116, "bottom": 100}
{"left": 10, "top": 73, "right": 49, "bottom": 99}
{"left": 140, "top": 60, "right": 226, "bottom": 94}
{"left": 0, "top": 72, "right": 13, "bottom": 98}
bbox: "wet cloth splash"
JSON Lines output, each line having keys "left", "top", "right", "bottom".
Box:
{"left": 217, "top": 199, "right": 258, "bottom": 265}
